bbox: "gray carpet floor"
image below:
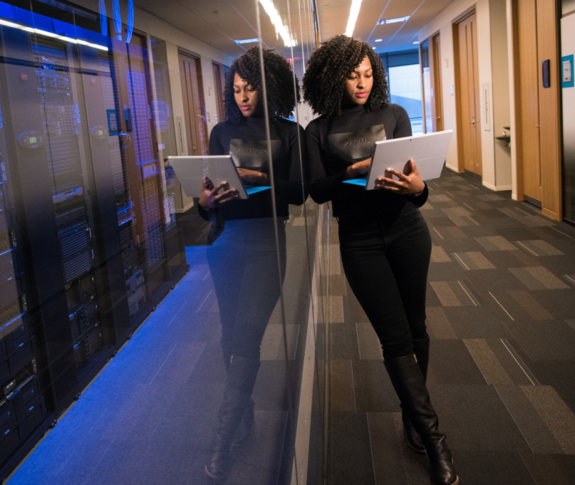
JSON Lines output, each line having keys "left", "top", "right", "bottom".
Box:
{"left": 324, "top": 170, "right": 575, "bottom": 485}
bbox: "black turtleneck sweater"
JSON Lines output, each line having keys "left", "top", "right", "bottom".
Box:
{"left": 201, "top": 116, "right": 306, "bottom": 220}
{"left": 306, "top": 103, "right": 428, "bottom": 219}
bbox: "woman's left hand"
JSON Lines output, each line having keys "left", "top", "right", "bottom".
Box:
{"left": 375, "top": 159, "right": 425, "bottom": 195}
{"left": 237, "top": 168, "right": 269, "bottom": 186}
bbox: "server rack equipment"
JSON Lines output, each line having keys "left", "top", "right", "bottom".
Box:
{"left": 0, "top": 48, "right": 46, "bottom": 477}
{"left": 0, "top": 6, "right": 188, "bottom": 479}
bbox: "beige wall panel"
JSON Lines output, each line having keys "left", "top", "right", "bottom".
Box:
{"left": 490, "top": 0, "right": 512, "bottom": 190}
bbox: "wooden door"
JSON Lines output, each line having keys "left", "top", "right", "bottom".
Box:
{"left": 430, "top": 33, "right": 444, "bottom": 131}
{"left": 212, "top": 62, "right": 226, "bottom": 124}
{"left": 179, "top": 52, "right": 208, "bottom": 155}
{"left": 455, "top": 12, "right": 482, "bottom": 176}
{"left": 516, "top": 0, "right": 542, "bottom": 201}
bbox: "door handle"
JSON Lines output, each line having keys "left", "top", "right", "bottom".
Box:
{"left": 436, "top": 116, "right": 441, "bottom": 120}
{"left": 471, "top": 120, "right": 475, "bottom": 125}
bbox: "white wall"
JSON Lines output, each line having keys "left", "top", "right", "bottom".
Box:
{"left": 418, "top": 0, "right": 512, "bottom": 191}
{"left": 561, "top": 9, "right": 575, "bottom": 221}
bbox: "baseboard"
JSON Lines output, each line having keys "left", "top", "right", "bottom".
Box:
{"left": 482, "top": 181, "right": 512, "bottom": 192}
{"left": 175, "top": 201, "right": 195, "bottom": 213}
{"left": 542, "top": 207, "right": 561, "bottom": 222}
{"left": 445, "top": 163, "right": 460, "bottom": 173}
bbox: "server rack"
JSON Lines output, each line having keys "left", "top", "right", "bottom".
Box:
{"left": 0, "top": 9, "right": 188, "bottom": 478}
{"left": 0, "top": 80, "right": 46, "bottom": 473}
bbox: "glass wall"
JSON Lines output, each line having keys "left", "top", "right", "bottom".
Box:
{"left": 0, "top": 0, "right": 324, "bottom": 484}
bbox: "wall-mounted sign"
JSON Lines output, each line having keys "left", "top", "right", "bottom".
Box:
{"left": 563, "top": 55, "right": 574, "bottom": 88}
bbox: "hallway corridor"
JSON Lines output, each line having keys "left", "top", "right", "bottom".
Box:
{"left": 326, "top": 170, "right": 575, "bottom": 485}
{"left": 5, "top": 170, "right": 575, "bottom": 485}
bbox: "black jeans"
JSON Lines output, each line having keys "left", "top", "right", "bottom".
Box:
{"left": 338, "top": 205, "right": 432, "bottom": 360}
{"left": 207, "top": 218, "right": 287, "bottom": 362}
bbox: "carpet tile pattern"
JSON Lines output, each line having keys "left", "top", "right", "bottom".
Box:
{"left": 325, "top": 170, "right": 575, "bottom": 485}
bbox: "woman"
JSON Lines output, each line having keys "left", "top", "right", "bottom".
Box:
{"left": 303, "top": 35, "right": 458, "bottom": 485}
{"left": 198, "top": 47, "right": 306, "bottom": 481}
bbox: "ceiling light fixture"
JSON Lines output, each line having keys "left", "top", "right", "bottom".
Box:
{"left": 235, "top": 37, "right": 260, "bottom": 44}
{"left": 413, "top": 41, "right": 419, "bottom": 44}
{"left": 375, "top": 38, "right": 382, "bottom": 42}
{"left": 377, "top": 16, "right": 410, "bottom": 25}
{"left": 345, "top": 0, "right": 363, "bottom": 37}
{"left": 259, "top": 0, "right": 296, "bottom": 47}
{"left": 0, "top": 18, "right": 108, "bottom": 50}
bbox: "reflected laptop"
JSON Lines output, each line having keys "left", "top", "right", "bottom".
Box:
{"left": 168, "top": 155, "right": 271, "bottom": 200}
{"left": 343, "top": 130, "right": 453, "bottom": 189}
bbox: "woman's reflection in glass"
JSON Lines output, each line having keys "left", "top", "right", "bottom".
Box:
{"left": 197, "top": 47, "right": 306, "bottom": 482}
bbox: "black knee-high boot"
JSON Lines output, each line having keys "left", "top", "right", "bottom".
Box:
{"left": 385, "top": 354, "right": 458, "bottom": 485}
{"left": 402, "top": 336, "right": 430, "bottom": 453}
{"left": 205, "top": 356, "right": 261, "bottom": 481}
{"left": 220, "top": 343, "right": 256, "bottom": 448}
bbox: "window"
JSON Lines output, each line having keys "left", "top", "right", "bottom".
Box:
{"left": 388, "top": 64, "right": 423, "bottom": 135}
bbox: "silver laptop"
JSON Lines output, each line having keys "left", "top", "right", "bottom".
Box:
{"left": 168, "top": 155, "right": 271, "bottom": 199}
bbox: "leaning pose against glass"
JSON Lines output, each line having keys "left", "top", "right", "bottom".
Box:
{"left": 197, "top": 47, "right": 305, "bottom": 482}
{"left": 303, "top": 35, "right": 458, "bottom": 485}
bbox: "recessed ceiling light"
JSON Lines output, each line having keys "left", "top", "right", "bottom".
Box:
{"left": 345, "top": 0, "right": 363, "bottom": 37}
{"left": 375, "top": 39, "right": 382, "bottom": 42}
{"left": 235, "top": 38, "right": 259, "bottom": 44}
{"left": 377, "top": 16, "right": 409, "bottom": 25}
{"left": 259, "top": 0, "right": 296, "bottom": 47}
{"left": 413, "top": 41, "right": 419, "bottom": 44}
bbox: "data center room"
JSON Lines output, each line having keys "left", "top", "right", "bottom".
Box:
{"left": 2, "top": 0, "right": 575, "bottom": 485}
{"left": 0, "top": 0, "right": 322, "bottom": 483}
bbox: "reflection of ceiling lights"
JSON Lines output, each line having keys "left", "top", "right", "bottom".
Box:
{"left": 0, "top": 18, "right": 108, "bottom": 50}
{"left": 345, "top": 0, "right": 362, "bottom": 37}
{"left": 375, "top": 39, "right": 382, "bottom": 42}
{"left": 235, "top": 38, "right": 260, "bottom": 44}
{"left": 377, "top": 16, "right": 410, "bottom": 25}
{"left": 413, "top": 41, "right": 419, "bottom": 44}
{"left": 259, "top": 0, "right": 296, "bottom": 47}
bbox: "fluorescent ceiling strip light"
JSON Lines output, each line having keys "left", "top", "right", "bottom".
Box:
{"left": 258, "top": 0, "right": 296, "bottom": 47}
{"left": 76, "top": 39, "right": 109, "bottom": 51}
{"left": 375, "top": 38, "right": 382, "bottom": 42}
{"left": 235, "top": 38, "right": 260, "bottom": 44}
{"left": 377, "top": 16, "right": 409, "bottom": 25}
{"left": 345, "top": 0, "right": 362, "bottom": 37}
{"left": 0, "top": 18, "right": 108, "bottom": 50}
{"left": 0, "top": 18, "right": 34, "bottom": 33}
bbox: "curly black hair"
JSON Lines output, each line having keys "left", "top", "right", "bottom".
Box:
{"left": 303, "top": 35, "right": 389, "bottom": 118}
{"left": 224, "top": 47, "right": 300, "bottom": 124}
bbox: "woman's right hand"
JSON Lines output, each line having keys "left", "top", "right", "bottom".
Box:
{"left": 346, "top": 158, "right": 371, "bottom": 179}
{"left": 199, "top": 176, "right": 240, "bottom": 209}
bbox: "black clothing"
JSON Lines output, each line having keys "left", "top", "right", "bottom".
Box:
{"left": 207, "top": 218, "right": 286, "bottom": 362}
{"left": 307, "top": 103, "right": 432, "bottom": 360}
{"left": 338, "top": 208, "right": 431, "bottom": 359}
{"left": 202, "top": 116, "right": 300, "bottom": 361}
{"left": 306, "top": 103, "right": 428, "bottom": 219}
{"left": 202, "top": 116, "right": 306, "bottom": 220}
